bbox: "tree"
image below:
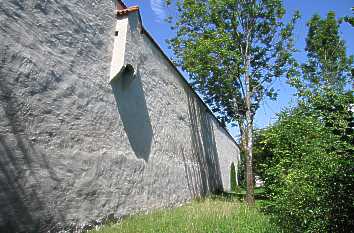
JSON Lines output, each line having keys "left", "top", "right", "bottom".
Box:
{"left": 290, "top": 11, "right": 353, "bottom": 96}
{"left": 260, "top": 12, "right": 354, "bottom": 232}
{"left": 343, "top": 7, "right": 354, "bottom": 27}
{"left": 260, "top": 92, "right": 353, "bottom": 232}
{"left": 261, "top": 108, "right": 353, "bottom": 233}
{"left": 290, "top": 10, "right": 353, "bottom": 147}
{"left": 166, "top": 0, "right": 299, "bottom": 204}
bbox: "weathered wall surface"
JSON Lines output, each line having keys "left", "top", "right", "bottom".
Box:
{"left": 121, "top": 11, "right": 240, "bottom": 196}
{"left": 0, "top": 1, "right": 239, "bottom": 232}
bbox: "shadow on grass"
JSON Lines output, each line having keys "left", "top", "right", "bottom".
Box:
{"left": 218, "top": 188, "right": 269, "bottom": 202}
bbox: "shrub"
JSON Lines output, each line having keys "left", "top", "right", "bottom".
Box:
{"left": 261, "top": 107, "right": 354, "bottom": 233}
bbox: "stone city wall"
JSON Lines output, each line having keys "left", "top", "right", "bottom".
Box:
{"left": 0, "top": 1, "right": 239, "bottom": 232}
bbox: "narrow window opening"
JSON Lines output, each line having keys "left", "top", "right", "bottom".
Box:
{"left": 115, "top": 31, "right": 119, "bottom": 36}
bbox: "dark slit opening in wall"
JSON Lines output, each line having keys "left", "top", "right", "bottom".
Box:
{"left": 110, "top": 65, "right": 153, "bottom": 162}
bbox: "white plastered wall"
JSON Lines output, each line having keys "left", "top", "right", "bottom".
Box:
{"left": 110, "top": 16, "right": 129, "bottom": 82}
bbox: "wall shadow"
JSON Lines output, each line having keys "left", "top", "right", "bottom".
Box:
{"left": 0, "top": 47, "right": 63, "bottom": 232}
{"left": 182, "top": 92, "right": 223, "bottom": 197}
{"left": 110, "top": 65, "right": 153, "bottom": 162}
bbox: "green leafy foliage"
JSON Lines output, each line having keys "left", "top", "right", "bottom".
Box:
{"left": 290, "top": 11, "right": 353, "bottom": 96}
{"left": 166, "top": 0, "right": 299, "bottom": 126}
{"left": 258, "top": 11, "right": 354, "bottom": 232}
{"left": 166, "top": 0, "right": 299, "bottom": 205}
{"left": 343, "top": 7, "right": 354, "bottom": 27}
{"left": 261, "top": 105, "right": 353, "bottom": 233}
{"left": 252, "top": 129, "right": 273, "bottom": 180}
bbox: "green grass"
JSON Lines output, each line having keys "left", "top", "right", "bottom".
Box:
{"left": 88, "top": 196, "right": 281, "bottom": 233}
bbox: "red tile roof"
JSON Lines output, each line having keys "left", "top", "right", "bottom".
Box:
{"left": 116, "top": 6, "right": 139, "bottom": 17}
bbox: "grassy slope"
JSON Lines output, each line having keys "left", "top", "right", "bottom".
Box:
{"left": 89, "top": 197, "right": 280, "bottom": 233}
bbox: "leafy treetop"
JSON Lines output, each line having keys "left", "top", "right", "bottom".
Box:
{"left": 166, "top": 0, "right": 299, "bottom": 129}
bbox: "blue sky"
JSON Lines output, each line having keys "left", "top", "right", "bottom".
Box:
{"left": 124, "top": 0, "right": 354, "bottom": 137}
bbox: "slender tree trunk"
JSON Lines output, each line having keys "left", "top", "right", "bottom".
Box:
{"left": 245, "top": 118, "right": 255, "bottom": 205}
{"left": 244, "top": 53, "right": 255, "bottom": 205}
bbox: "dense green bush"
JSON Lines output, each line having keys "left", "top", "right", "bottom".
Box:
{"left": 260, "top": 101, "right": 353, "bottom": 233}
{"left": 259, "top": 10, "right": 354, "bottom": 232}
{"left": 252, "top": 129, "right": 274, "bottom": 181}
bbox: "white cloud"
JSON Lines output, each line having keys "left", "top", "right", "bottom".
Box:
{"left": 150, "top": 0, "right": 166, "bottom": 23}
